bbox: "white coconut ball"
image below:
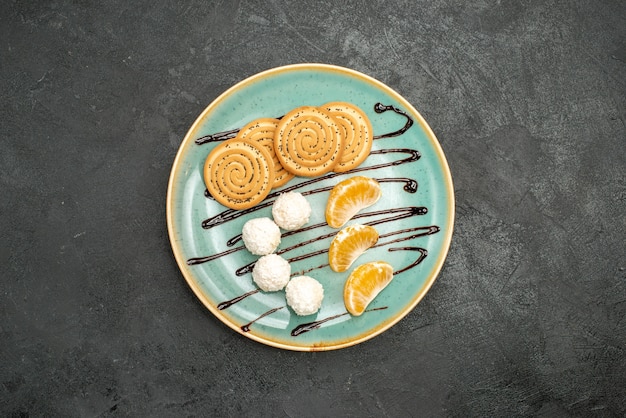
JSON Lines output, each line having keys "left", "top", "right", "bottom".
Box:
{"left": 241, "top": 217, "right": 281, "bottom": 255}
{"left": 285, "top": 276, "right": 324, "bottom": 316}
{"left": 252, "top": 254, "right": 291, "bottom": 292}
{"left": 272, "top": 192, "right": 312, "bottom": 231}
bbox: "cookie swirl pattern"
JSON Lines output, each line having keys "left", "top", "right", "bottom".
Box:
{"left": 322, "top": 102, "right": 373, "bottom": 173}
{"left": 237, "top": 117, "right": 294, "bottom": 188}
{"left": 274, "top": 106, "right": 343, "bottom": 177}
{"left": 203, "top": 139, "right": 275, "bottom": 210}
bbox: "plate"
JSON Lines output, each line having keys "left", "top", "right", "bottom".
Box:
{"left": 166, "top": 64, "right": 454, "bottom": 351}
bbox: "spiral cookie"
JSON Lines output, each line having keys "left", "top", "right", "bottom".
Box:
{"left": 274, "top": 106, "right": 343, "bottom": 177}
{"left": 203, "top": 138, "right": 275, "bottom": 210}
{"left": 321, "top": 102, "right": 373, "bottom": 173}
{"left": 237, "top": 117, "right": 294, "bottom": 188}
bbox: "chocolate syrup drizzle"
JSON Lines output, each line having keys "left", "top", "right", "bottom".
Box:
{"left": 186, "top": 206, "right": 427, "bottom": 266}
{"left": 215, "top": 242, "right": 432, "bottom": 317}
{"left": 391, "top": 247, "right": 428, "bottom": 275}
{"left": 217, "top": 289, "right": 259, "bottom": 310}
{"left": 291, "top": 307, "right": 389, "bottom": 336}
{"left": 227, "top": 206, "right": 426, "bottom": 247}
{"left": 186, "top": 103, "right": 441, "bottom": 338}
{"left": 201, "top": 148, "right": 420, "bottom": 230}
{"left": 194, "top": 102, "right": 412, "bottom": 145}
{"left": 372, "top": 103, "right": 414, "bottom": 139}
{"left": 234, "top": 247, "right": 429, "bottom": 335}
{"left": 235, "top": 225, "right": 439, "bottom": 276}
{"left": 235, "top": 225, "right": 438, "bottom": 276}
{"left": 241, "top": 306, "right": 284, "bottom": 332}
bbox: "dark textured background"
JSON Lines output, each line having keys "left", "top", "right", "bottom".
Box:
{"left": 2, "top": 0, "right": 625, "bottom": 416}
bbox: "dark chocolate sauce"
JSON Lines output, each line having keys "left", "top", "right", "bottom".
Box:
{"left": 374, "top": 225, "right": 440, "bottom": 247}
{"left": 240, "top": 205, "right": 424, "bottom": 262}
{"left": 201, "top": 148, "right": 420, "bottom": 230}
{"left": 194, "top": 102, "right": 412, "bottom": 145}
{"left": 217, "top": 245, "right": 428, "bottom": 314}
{"left": 241, "top": 306, "right": 284, "bottom": 332}
{"left": 290, "top": 245, "right": 429, "bottom": 277}
{"left": 290, "top": 312, "right": 348, "bottom": 336}
{"left": 377, "top": 177, "right": 418, "bottom": 193}
{"left": 227, "top": 206, "right": 426, "bottom": 247}
{"left": 291, "top": 264, "right": 329, "bottom": 276}
{"left": 217, "top": 289, "right": 260, "bottom": 310}
{"left": 372, "top": 103, "right": 414, "bottom": 139}
{"left": 195, "top": 127, "right": 240, "bottom": 145}
{"left": 189, "top": 103, "right": 442, "bottom": 339}
{"left": 291, "top": 306, "right": 388, "bottom": 336}
{"left": 390, "top": 247, "right": 428, "bottom": 275}
{"left": 187, "top": 245, "right": 245, "bottom": 266}
{"left": 235, "top": 224, "right": 439, "bottom": 276}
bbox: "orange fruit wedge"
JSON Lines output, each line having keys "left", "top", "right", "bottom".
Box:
{"left": 329, "top": 225, "right": 379, "bottom": 272}
{"left": 325, "top": 176, "right": 382, "bottom": 228}
{"left": 344, "top": 261, "right": 394, "bottom": 316}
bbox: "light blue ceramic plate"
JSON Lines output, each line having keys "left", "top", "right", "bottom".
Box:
{"left": 166, "top": 64, "right": 454, "bottom": 351}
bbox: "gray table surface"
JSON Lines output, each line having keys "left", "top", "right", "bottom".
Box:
{"left": 2, "top": 1, "right": 625, "bottom": 416}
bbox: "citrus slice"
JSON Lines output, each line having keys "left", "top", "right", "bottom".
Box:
{"left": 329, "top": 225, "right": 379, "bottom": 272}
{"left": 325, "top": 176, "right": 382, "bottom": 228}
{"left": 344, "top": 261, "right": 394, "bottom": 316}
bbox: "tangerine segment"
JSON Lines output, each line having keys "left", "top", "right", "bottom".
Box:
{"left": 203, "top": 138, "right": 275, "bottom": 210}
{"left": 237, "top": 117, "right": 294, "bottom": 188}
{"left": 274, "top": 106, "right": 343, "bottom": 177}
{"left": 325, "top": 176, "right": 382, "bottom": 228}
{"left": 344, "top": 261, "right": 394, "bottom": 316}
{"left": 329, "top": 225, "right": 379, "bottom": 272}
{"left": 321, "top": 102, "right": 373, "bottom": 173}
